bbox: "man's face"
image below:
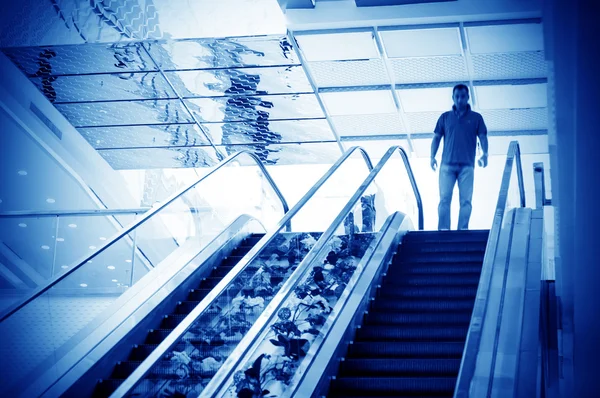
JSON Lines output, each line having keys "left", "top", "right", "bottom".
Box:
{"left": 453, "top": 88, "right": 469, "bottom": 109}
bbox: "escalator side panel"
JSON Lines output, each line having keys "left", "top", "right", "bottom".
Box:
{"left": 46, "top": 218, "right": 261, "bottom": 398}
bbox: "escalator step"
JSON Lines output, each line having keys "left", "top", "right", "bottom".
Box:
{"left": 93, "top": 379, "right": 123, "bottom": 397}
{"left": 347, "top": 342, "right": 465, "bottom": 359}
{"left": 387, "top": 263, "right": 482, "bottom": 275}
{"left": 382, "top": 274, "right": 481, "bottom": 286}
{"left": 160, "top": 314, "right": 189, "bottom": 329}
{"left": 338, "top": 358, "right": 461, "bottom": 377}
{"left": 403, "top": 230, "right": 489, "bottom": 243}
{"left": 364, "top": 311, "right": 472, "bottom": 326}
{"left": 243, "top": 234, "right": 265, "bottom": 246}
{"left": 400, "top": 252, "right": 485, "bottom": 263}
{"left": 356, "top": 325, "right": 468, "bottom": 342}
{"left": 145, "top": 329, "right": 174, "bottom": 344}
{"left": 401, "top": 242, "right": 487, "bottom": 254}
{"left": 199, "top": 277, "right": 226, "bottom": 289}
{"left": 370, "top": 298, "right": 475, "bottom": 312}
{"left": 378, "top": 286, "right": 478, "bottom": 299}
{"left": 187, "top": 288, "right": 216, "bottom": 301}
{"left": 174, "top": 301, "right": 223, "bottom": 315}
{"left": 212, "top": 264, "right": 259, "bottom": 277}
{"left": 230, "top": 246, "right": 255, "bottom": 256}
{"left": 220, "top": 255, "right": 245, "bottom": 267}
{"left": 329, "top": 376, "right": 457, "bottom": 395}
{"left": 129, "top": 343, "right": 184, "bottom": 361}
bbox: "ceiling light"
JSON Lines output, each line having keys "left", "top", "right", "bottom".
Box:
{"left": 112, "top": 279, "right": 118, "bottom": 282}
{"left": 46, "top": 198, "right": 55, "bottom": 204}
{"left": 125, "top": 259, "right": 132, "bottom": 263}
{"left": 41, "top": 245, "right": 50, "bottom": 250}
{"left": 61, "top": 265, "right": 69, "bottom": 269}
{"left": 87, "top": 260, "right": 93, "bottom": 263}
{"left": 0, "top": 199, "right": 3, "bottom": 204}
{"left": 107, "top": 265, "right": 115, "bottom": 270}
{"left": 89, "top": 245, "right": 97, "bottom": 250}
{"left": 56, "top": 237, "right": 64, "bottom": 242}
{"left": 17, "top": 170, "right": 27, "bottom": 176}
{"left": 99, "top": 237, "right": 107, "bottom": 241}
{"left": 79, "top": 283, "right": 88, "bottom": 287}
{"left": 18, "top": 223, "right": 27, "bottom": 228}
{"left": 68, "top": 224, "right": 77, "bottom": 228}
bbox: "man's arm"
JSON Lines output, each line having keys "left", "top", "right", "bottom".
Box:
{"left": 431, "top": 134, "right": 442, "bottom": 170}
{"left": 478, "top": 116, "right": 489, "bottom": 167}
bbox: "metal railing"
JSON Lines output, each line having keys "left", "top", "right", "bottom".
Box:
{"left": 0, "top": 208, "right": 151, "bottom": 218}
{"left": 109, "top": 146, "right": 379, "bottom": 397}
{"left": 454, "top": 141, "right": 526, "bottom": 397}
{"left": 0, "top": 150, "right": 289, "bottom": 323}
{"left": 200, "top": 145, "right": 423, "bottom": 397}
{"left": 534, "top": 162, "right": 552, "bottom": 208}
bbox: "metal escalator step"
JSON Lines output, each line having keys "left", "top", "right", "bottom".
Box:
{"left": 378, "top": 286, "right": 478, "bottom": 299}
{"left": 211, "top": 264, "right": 259, "bottom": 277}
{"left": 382, "top": 273, "right": 481, "bottom": 286}
{"left": 347, "top": 341, "right": 464, "bottom": 359}
{"left": 129, "top": 343, "right": 182, "bottom": 361}
{"left": 220, "top": 255, "right": 245, "bottom": 267}
{"left": 199, "top": 276, "right": 226, "bottom": 289}
{"left": 370, "top": 298, "right": 474, "bottom": 312}
{"left": 401, "top": 241, "right": 487, "bottom": 254}
{"left": 403, "top": 230, "right": 489, "bottom": 243}
{"left": 160, "top": 314, "right": 188, "bottom": 329}
{"left": 328, "top": 376, "right": 457, "bottom": 395}
{"left": 144, "top": 329, "right": 174, "bottom": 344}
{"left": 93, "top": 379, "right": 123, "bottom": 397}
{"left": 355, "top": 325, "right": 468, "bottom": 342}
{"left": 187, "top": 288, "right": 216, "bottom": 301}
{"left": 243, "top": 234, "right": 265, "bottom": 246}
{"left": 338, "top": 358, "right": 461, "bottom": 377}
{"left": 387, "top": 263, "right": 482, "bottom": 275}
{"left": 400, "top": 252, "right": 485, "bottom": 263}
{"left": 364, "top": 311, "right": 472, "bottom": 326}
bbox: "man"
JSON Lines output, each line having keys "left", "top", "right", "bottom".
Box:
{"left": 430, "top": 84, "right": 488, "bottom": 230}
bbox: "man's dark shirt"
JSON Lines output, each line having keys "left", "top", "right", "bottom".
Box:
{"left": 434, "top": 104, "right": 487, "bottom": 167}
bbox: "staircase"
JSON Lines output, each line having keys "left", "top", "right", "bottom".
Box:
{"left": 328, "top": 230, "right": 489, "bottom": 397}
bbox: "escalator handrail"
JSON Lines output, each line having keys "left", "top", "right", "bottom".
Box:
{"left": 202, "top": 145, "right": 422, "bottom": 397}
{"left": 454, "top": 140, "right": 525, "bottom": 397}
{"left": 109, "top": 146, "right": 376, "bottom": 397}
{"left": 0, "top": 150, "right": 289, "bottom": 323}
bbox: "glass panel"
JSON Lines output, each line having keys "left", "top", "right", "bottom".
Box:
{"left": 166, "top": 66, "right": 312, "bottom": 97}
{"left": 31, "top": 72, "right": 177, "bottom": 104}
{"left": 215, "top": 148, "right": 421, "bottom": 397}
{"left": 2, "top": 43, "right": 156, "bottom": 77}
{"left": 201, "top": 119, "right": 335, "bottom": 145}
{"left": 55, "top": 100, "right": 194, "bottom": 127}
{"left": 215, "top": 142, "right": 341, "bottom": 167}
{"left": 123, "top": 149, "right": 372, "bottom": 396}
{"left": 144, "top": 37, "right": 299, "bottom": 71}
{"left": 97, "top": 146, "right": 222, "bottom": 170}
{"left": 79, "top": 124, "right": 212, "bottom": 149}
{"left": 185, "top": 94, "right": 324, "bottom": 123}
{"left": 0, "top": 152, "right": 286, "bottom": 394}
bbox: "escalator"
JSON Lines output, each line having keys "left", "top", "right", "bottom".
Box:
{"left": 94, "top": 233, "right": 265, "bottom": 397}
{"left": 327, "top": 229, "right": 488, "bottom": 397}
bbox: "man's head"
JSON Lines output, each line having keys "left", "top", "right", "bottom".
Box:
{"left": 452, "top": 84, "right": 470, "bottom": 110}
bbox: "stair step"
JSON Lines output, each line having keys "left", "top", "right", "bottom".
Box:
{"left": 403, "top": 230, "right": 489, "bottom": 243}
{"left": 187, "top": 288, "right": 215, "bottom": 301}
{"left": 400, "top": 252, "right": 485, "bottom": 263}
{"left": 370, "top": 298, "right": 475, "bottom": 312}
{"left": 329, "top": 376, "right": 457, "bottom": 395}
{"left": 387, "top": 263, "right": 482, "bottom": 275}
{"left": 377, "top": 286, "right": 478, "bottom": 299}
{"left": 383, "top": 274, "right": 481, "bottom": 286}
{"left": 364, "top": 311, "right": 472, "bottom": 326}
{"left": 339, "top": 358, "right": 461, "bottom": 377}
{"left": 347, "top": 342, "right": 465, "bottom": 359}
{"left": 356, "top": 325, "right": 468, "bottom": 342}
{"left": 401, "top": 241, "right": 487, "bottom": 254}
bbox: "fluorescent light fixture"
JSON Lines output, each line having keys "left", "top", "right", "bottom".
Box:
{"left": 466, "top": 23, "right": 544, "bottom": 54}
{"left": 296, "top": 31, "right": 380, "bottom": 62}
{"left": 397, "top": 87, "right": 454, "bottom": 113}
{"left": 475, "top": 84, "right": 547, "bottom": 110}
{"left": 321, "top": 90, "right": 396, "bottom": 116}
{"left": 380, "top": 28, "right": 462, "bottom": 58}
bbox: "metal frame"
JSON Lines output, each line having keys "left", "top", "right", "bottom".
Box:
{"left": 534, "top": 161, "right": 551, "bottom": 208}
{"left": 108, "top": 145, "right": 377, "bottom": 397}
{"left": 0, "top": 150, "right": 289, "bottom": 323}
{"left": 201, "top": 145, "right": 422, "bottom": 397}
{"left": 454, "top": 141, "right": 526, "bottom": 397}
{"left": 0, "top": 208, "right": 151, "bottom": 218}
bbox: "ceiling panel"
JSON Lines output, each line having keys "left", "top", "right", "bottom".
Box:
{"left": 321, "top": 90, "right": 396, "bottom": 116}
{"left": 471, "top": 52, "right": 547, "bottom": 80}
{"left": 397, "top": 87, "right": 454, "bottom": 113}
{"left": 2, "top": 43, "right": 156, "bottom": 76}
{"left": 78, "top": 124, "right": 211, "bottom": 149}
{"left": 144, "top": 36, "right": 299, "bottom": 71}
{"left": 200, "top": 119, "right": 336, "bottom": 144}
{"left": 404, "top": 111, "right": 441, "bottom": 133}
{"left": 411, "top": 135, "right": 436, "bottom": 157}
{"left": 466, "top": 24, "right": 544, "bottom": 54}
{"left": 380, "top": 28, "right": 461, "bottom": 58}
{"left": 296, "top": 31, "right": 379, "bottom": 62}
{"left": 98, "top": 146, "right": 221, "bottom": 169}
{"left": 308, "top": 59, "right": 389, "bottom": 87}
{"left": 333, "top": 113, "right": 406, "bottom": 136}
{"left": 475, "top": 83, "right": 547, "bottom": 110}
{"left": 165, "top": 66, "right": 312, "bottom": 97}
{"left": 390, "top": 56, "right": 468, "bottom": 84}
{"left": 214, "top": 142, "right": 342, "bottom": 166}
{"left": 31, "top": 72, "right": 177, "bottom": 103}
{"left": 55, "top": 100, "right": 194, "bottom": 127}
{"left": 487, "top": 135, "right": 549, "bottom": 156}
{"left": 185, "top": 94, "right": 323, "bottom": 123}
{"left": 479, "top": 108, "right": 548, "bottom": 131}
